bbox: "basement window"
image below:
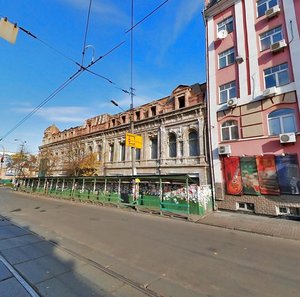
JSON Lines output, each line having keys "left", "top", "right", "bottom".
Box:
{"left": 277, "top": 206, "right": 300, "bottom": 217}
{"left": 237, "top": 202, "right": 255, "bottom": 211}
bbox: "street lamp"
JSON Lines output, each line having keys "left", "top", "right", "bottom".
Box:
{"left": 14, "top": 139, "right": 27, "bottom": 179}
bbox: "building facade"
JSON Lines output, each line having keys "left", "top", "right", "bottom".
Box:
{"left": 39, "top": 84, "right": 210, "bottom": 186}
{"left": 204, "top": 0, "right": 300, "bottom": 216}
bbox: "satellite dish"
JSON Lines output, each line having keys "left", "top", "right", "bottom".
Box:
{"left": 217, "top": 29, "right": 228, "bottom": 40}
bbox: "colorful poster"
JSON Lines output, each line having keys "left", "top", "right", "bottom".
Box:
{"left": 256, "top": 155, "right": 280, "bottom": 195}
{"left": 240, "top": 157, "right": 260, "bottom": 195}
{"left": 275, "top": 154, "right": 300, "bottom": 195}
{"left": 224, "top": 157, "right": 243, "bottom": 195}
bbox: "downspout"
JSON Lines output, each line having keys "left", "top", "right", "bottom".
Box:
{"left": 202, "top": 9, "right": 217, "bottom": 211}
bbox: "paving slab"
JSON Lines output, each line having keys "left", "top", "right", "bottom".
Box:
{"left": 0, "top": 225, "right": 30, "bottom": 240}
{"left": 0, "top": 234, "right": 42, "bottom": 251}
{"left": 1, "top": 241, "right": 53, "bottom": 265}
{"left": 0, "top": 261, "right": 12, "bottom": 281}
{"left": 0, "top": 277, "right": 32, "bottom": 297}
{"left": 15, "top": 254, "right": 73, "bottom": 284}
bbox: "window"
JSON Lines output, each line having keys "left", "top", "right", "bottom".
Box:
{"left": 257, "top": 0, "right": 278, "bottom": 17}
{"left": 219, "top": 48, "right": 235, "bottom": 69}
{"left": 189, "top": 131, "right": 199, "bottom": 157}
{"left": 221, "top": 120, "right": 239, "bottom": 141}
{"left": 178, "top": 96, "right": 185, "bottom": 108}
{"left": 136, "top": 148, "right": 141, "bottom": 161}
{"left": 151, "top": 137, "right": 158, "bottom": 159}
{"left": 217, "top": 16, "right": 233, "bottom": 34}
{"left": 151, "top": 106, "right": 157, "bottom": 116}
{"left": 268, "top": 109, "right": 296, "bottom": 135}
{"left": 135, "top": 111, "right": 140, "bottom": 121}
{"left": 260, "top": 27, "right": 283, "bottom": 51}
{"left": 111, "top": 119, "right": 116, "bottom": 126}
{"left": 122, "top": 115, "right": 126, "bottom": 124}
{"left": 97, "top": 145, "right": 102, "bottom": 161}
{"left": 237, "top": 202, "right": 255, "bottom": 211}
{"left": 264, "top": 63, "right": 289, "bottom": 88}
{"left": 120, "top": 143, "right": 125, "bottom": 161}
{"left": 219, "top": 81, "right": 236, "bottom": 104}
{"left": 169, "top": 134, "right": 177, "bottom": 158}
{"left": 109, "top": 144, "right": 114, "bottom": 162}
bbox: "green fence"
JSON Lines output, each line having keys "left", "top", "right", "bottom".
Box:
{"left": 17, "top": 175, "right": 213, "bottom": 218}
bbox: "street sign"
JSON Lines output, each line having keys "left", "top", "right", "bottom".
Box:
{"left": 0, "top": 18, "right": 19, "bottom": 44}
{"left": 126, "top": 133, "right": 143, "bottom": 149}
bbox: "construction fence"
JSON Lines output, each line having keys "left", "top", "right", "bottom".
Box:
{"left": 17, "top": 175, "right": 213, "bottom": 218}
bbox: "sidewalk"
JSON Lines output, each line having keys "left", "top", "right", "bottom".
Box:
{"left": 198, "top": 210, "right": 300, "bottom": 241}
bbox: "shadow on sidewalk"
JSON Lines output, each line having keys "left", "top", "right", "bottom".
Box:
{"left": 0, "top": 217, "right": 119, "bottom": 297}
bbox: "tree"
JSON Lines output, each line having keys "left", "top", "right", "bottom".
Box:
{"left": 63, "top": 139, "right": 99, "bottom": 176}
{"left": 38, "top": 147, "right": 60, "bottom": 177}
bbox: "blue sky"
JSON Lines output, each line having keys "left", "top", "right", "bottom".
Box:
{"left": 0, "top": 0, "right": 205, "bottom": 154}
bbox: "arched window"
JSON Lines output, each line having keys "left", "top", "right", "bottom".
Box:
{"left": 268, "top": 108, "right": 296, "bottom": 135}
{"left": 169, "top": 133, "right": 177, "bottom": 158}
{"left": 189, "top": 131, "right": 199, "bottom": 156}
{"left": 221, "top": 120, "right": 239, "bottom": 141}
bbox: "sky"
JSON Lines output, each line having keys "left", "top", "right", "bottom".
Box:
{"left": 0, "top": 0, "right": 206, "bottom": 154}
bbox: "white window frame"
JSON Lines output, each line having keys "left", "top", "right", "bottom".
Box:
{"left": 221, "top": 120, "right": 239, "bottom": 141}
{"left": 218, "top": 48, "right": 235, "bottom": 69}
{"left": 260, "top": 26, "right": 283, "bottom": 51}
{"left": 219, "top": 81, "right": 236, "bottom": 104}
{"left": 264, "top": 63, "right": 289, "bottom": 88}
{"left": 217, "top": 16, "right": 233, "bottom": 33}
{"left": 257, "top": 0, "right": 278, "bottom": 17}
{"left": 268, "top": 108, "right": 296, "bottom": 135}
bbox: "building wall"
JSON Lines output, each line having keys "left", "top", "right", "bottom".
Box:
{"left": 39, "top": 84, "right": 210, "bottom": 185}
{"left": 205, "top": 0, "right": 300, "bottom": 215}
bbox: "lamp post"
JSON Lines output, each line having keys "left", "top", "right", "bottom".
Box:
{"left": 110, "top": 100, "right": 136, "bottom": 176}
{"left": 14, "top": 139, "right": 27, "bottom": 180}
{"left": 0, "top": 145, "right": 5, "bottom": 180}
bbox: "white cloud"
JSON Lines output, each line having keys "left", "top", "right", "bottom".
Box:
{"left": 58, "top": 0, "right": 129, "bottom": 25}
{"left": 12, "top": 106, "right": 94, "bottom": 123}
{"left": 156, "top": 0, "right": 203, "bottom": 60}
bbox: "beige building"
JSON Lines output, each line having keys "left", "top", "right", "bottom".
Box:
{"left": 39, "top": 84, "right": 210, "bottom": 185}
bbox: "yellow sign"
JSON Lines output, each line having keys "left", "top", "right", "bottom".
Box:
{"left": 126, "top": 133, "right": 143, "bottom": 149}
{"left": 0, "top": 18, "right": 19, "bottom": 44}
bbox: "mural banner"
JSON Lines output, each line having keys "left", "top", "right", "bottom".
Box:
{"left": 224, "top": 157, "right": 243, "bottom": 195}
{"left": 240, "top": 157, "right": 260, "bottom": 195}
{"left": 275, "top": 154, "right": 300, "bottom": 195}
{"left": 256, "top": 155, "right": 280, "bottom": 195}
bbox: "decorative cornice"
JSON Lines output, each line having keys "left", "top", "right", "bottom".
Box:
{"left": 204, "top": 0, "right": 237, "bottom": 19}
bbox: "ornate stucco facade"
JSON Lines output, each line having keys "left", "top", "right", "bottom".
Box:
{"left": 39, "top": 83, "right": 210, "bottom": 185}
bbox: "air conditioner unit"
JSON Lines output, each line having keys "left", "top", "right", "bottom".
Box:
{"left": 279, "top": 133, "right": 296, "bottom": 144}
{"left": 227, "top": 97, "right": 238, "bottom": 108}
{"left": 265, "top": 5, "right": 280, "bottom": 19}
{"left": 262, "top": 87, "right": 277, "bottom": 97}
{"left": 270, "top": 40, "right": 287, "bottom": 53}
{"left": 218, "top": 145, "right": 231, "bottom": 155}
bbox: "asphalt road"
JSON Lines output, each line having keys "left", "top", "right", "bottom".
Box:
{"left": 0, "top": 188, "right": 299, "bottom": 297}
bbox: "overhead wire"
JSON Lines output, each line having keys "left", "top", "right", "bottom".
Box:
{"left": 0, "top": 0, "right": 171, "bottom": 141}
{"left": 81, "top": 0, "right": 93, "bottom": 66}
{"left": 0, "top": 40, "right": 125, "bottom": 141}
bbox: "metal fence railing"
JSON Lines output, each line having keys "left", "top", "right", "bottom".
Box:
{"left": 17, "top": 175, "right": 212, "bottom": 218}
